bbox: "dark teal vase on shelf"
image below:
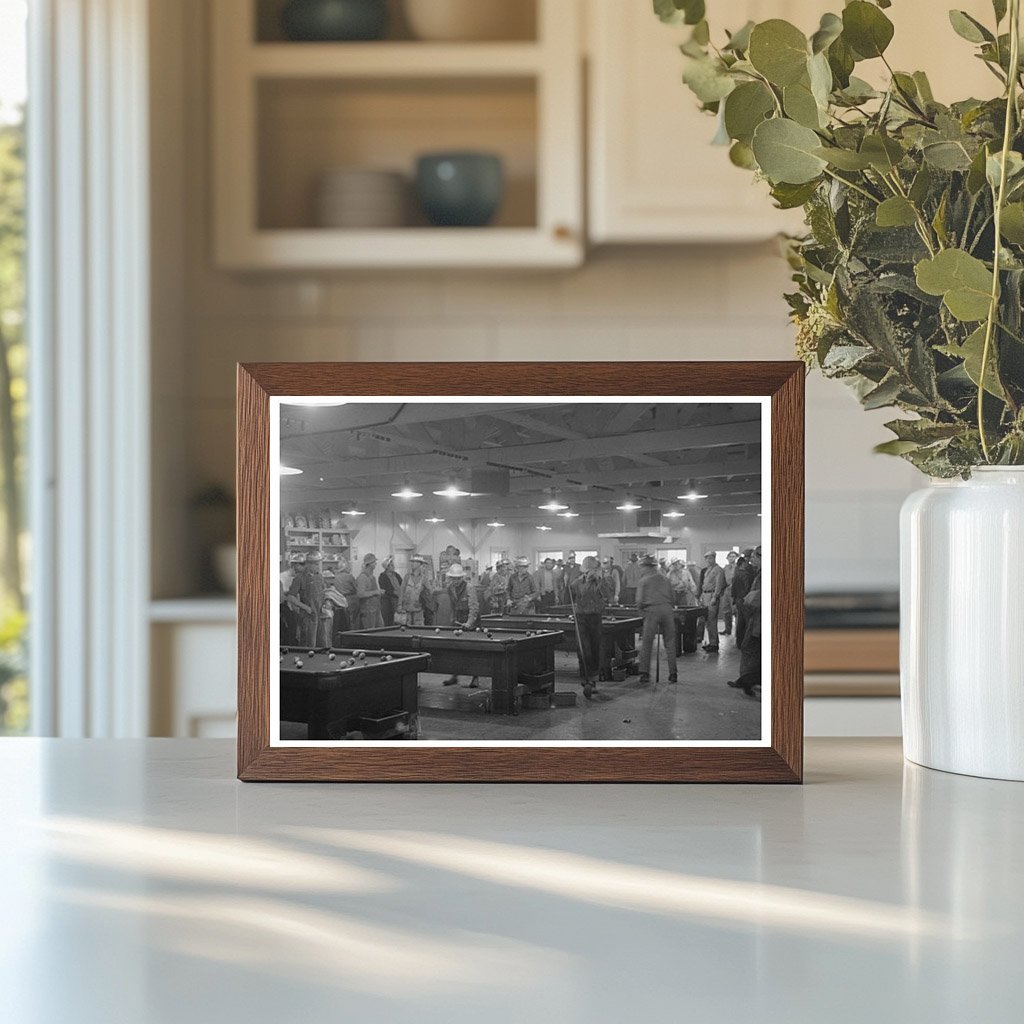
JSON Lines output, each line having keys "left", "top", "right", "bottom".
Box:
{"left": 415, "top": 153, "right": 505, "bottom": 228}
{"left": 280, "top": 0, "right": 388, "bottom": 41}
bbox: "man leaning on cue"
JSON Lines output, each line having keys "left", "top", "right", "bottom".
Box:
{"left": 635, "top": 554, "right": 678, "bottom": 684}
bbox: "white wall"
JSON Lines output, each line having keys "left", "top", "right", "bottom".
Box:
{"left": 153, "top": 0, "right": 921, "bottom": 598}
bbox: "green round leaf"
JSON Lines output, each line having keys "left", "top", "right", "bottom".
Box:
{"left": 999, "top": 203, "right": 1024, "bottom": 245}
{"left": 915, "top": 249, "right": 993, "bottom": 322}
{"left": 748, "top": 20, "right": 809, "bottom": 86}
{"left": 682, "top": 57, "right": 736, "bottom": 104}
{"left": 729, "top": 140, "right": 757, "bottom": 170}
{"left": 783, "top": 81, "right": 824, "bottom": 129}
{"left": 842, "top": 1, "right": 894, "bottom": 59}
{"left": 723, "top": 81, "right": 775, "bottom": 144}
{"left": 875, "top": 196, "right": 918, "bottom": 228}
{"left": 811, "top": 13, "right": 843, "bottom": 55}
{"left": 751, "top": 118, "right": 828, "bottom": 184}
{"left": 949, "top": 10, "right": 994, "bottom": 44}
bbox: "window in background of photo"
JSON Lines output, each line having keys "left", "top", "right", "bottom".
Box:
{"left": 0, "top": 0, "right": 27, "bottom": 735}
{"left": 489, "top": 549, "right": 509, "bottom": 567}
{"left": 714, "top": 547, "right": 741, "bottom": 563}
{"left": 662, "top": 548, "right": 688, "bottom": 564}
{"left": 572, "top": 549, "right": 598, "bottom": 563}
{"left": 537, "top": 550, "right": 563, "bottom": 563}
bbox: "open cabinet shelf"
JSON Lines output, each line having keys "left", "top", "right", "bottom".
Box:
{"left": 212, "top": 0, "right": 583, "bottom": 269}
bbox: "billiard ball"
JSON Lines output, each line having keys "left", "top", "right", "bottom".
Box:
{"left": 295, "top": 659, "right": 303, "bottom": 668}
{"left": 435, "top": 627, "right": 440, "bottom": 633}
{"left": 357, "top": 652, "right": 366, "bottom": 660}
{"left": 308, "top": 650, "right": 315, "bottom": 658}
{"left": 279, "top": 655, "right": 284, "bottom": 663}
{"left": 328, "top": 653, "right": 335, "bottom": 661}
{"left": 455, "top": 629, "right": 462, "bottom": 636}
{"left": 383, "top": 654, "right": 392, "bottom": 661}
{"left": 400, "top": 625, "right": 406, "bottom": 632}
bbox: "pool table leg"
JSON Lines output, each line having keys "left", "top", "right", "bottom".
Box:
{"left": 306, "top": 696, "right": 332, "bottom": 741}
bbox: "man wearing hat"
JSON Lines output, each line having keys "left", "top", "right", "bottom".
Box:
{"left": 622, "top": 553, "right": 641, "bottom": 606}
{"left": 564, "top": 552, "right": 581, "bottom": 587}
{"left": 398, "top": 555, "right": 429, "bottom": 626}
{"left": 356, "top": 553, "right": 384, "bottom": 629}
{"left": 378, "top": 555, "right": 402, "bottom": 627}
{"left": 485, "top": 559, "right": 511, "bottom": 612}
{"left": 636, "top": 554, "right": 678, "bottom": 683}
{"left": 700, "top": 551, "right": 727, "bottom": 652}
{"left": 508, "top": 556, "right": 539, "bottom": 613}
{"left": 720, "top": 550, "right": 739, "bottom": 637}
{"left": 280, "top": 552, "right": 305, "bottom": 645}
{"left": 440, "top": 562, "right": 481, "bottom": 688}
{"left": 288, "top": 549, "right": 325, "bottom": 647}
{"left": 568, "top": 556, "right": 615, "bottom": 699}
{"left": 533, "top": 557, "right": 561, "bottom": 609}
{"left": 600, "top": 557, "right": 621, "bottom": 604}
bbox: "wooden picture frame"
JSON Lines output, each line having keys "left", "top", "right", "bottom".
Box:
{"left": 237, "top": 362, "right": 804, "bottom": 782}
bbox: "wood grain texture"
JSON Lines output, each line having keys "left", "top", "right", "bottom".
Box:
{"left": 237, "top": 361, "right": 805, "bottom": 783}
{"left": 804, "top": 629, "right": 899, "bottom": 674}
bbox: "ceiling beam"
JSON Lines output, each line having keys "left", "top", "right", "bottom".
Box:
{"left": 283, "top": 420, "right": 762, "bottom": 476}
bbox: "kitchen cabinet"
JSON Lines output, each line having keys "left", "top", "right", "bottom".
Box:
{"left": 586, "top": 0, "right": 998, "bottom": 244}
{"left": 211, "top": 0, "right": 584, "bottom": 269}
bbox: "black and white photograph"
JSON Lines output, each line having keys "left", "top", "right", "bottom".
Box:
{"left": 271, "top": 397, "right": 769, "bottom": 745}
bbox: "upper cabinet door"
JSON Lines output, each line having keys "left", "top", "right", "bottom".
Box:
{"left": 587, "top": 0, "right": 1001, "bottom": 245}
{"left": 587, "top": 0, "right": 805, "bottom": 244}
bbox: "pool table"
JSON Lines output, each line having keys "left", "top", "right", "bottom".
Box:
{"left": 549, "top": 604, "right": 706, "bottom": 655}
{"left": 279, "top": 646, "right": 430, "bottom": 740}
{"left": 480, "top": 612, "right": 642, "bottom": 681}
{"left": 339, "top": 625, "right": 563, "bottom": 714}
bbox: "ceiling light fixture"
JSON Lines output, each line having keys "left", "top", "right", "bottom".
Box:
{"left": 679, "top": 479, "right": 708, "bottom": 500}
{"left": 486, "top": 521, "right": 506, "bottom": 528}
{"left": 342, "top": 509, "right": 366, "bottom": 517}
{"left": 663, "top": 510, "right": 686, "bottom": 519}
{"left": 280, "top": 466, "right": 303, "bottom": 476}
{"left": 616, "top": 499, "right": 642, "bottom": 511}
{"left": 557, "top": 511, "right": 580, "bottom": 518}
{"left": 538, "top": 500, "right": 569, "bottom": 512}
{"left": 433, "top": 485, "right": 471, "bottom": 498}
{"left": 392, "top": 485, "right": 423, "bottom": 499}
{"left": 536, "top": 525, "right": 552, "bottom": 531}
{"left": 424, "top": 515, "right": 445, "bottom": 524}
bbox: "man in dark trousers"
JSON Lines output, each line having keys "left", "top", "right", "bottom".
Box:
{"left": 731, "top": 550, "right": 756, "bottom": 647}
{"left": 569, "top": 556, "right": 614, "bottom": 701}
{"left": 635, "top": 554, "right": 678, "bottom": 684}
{"left": 440, "top": 562, "right": 481, "bottom": 688}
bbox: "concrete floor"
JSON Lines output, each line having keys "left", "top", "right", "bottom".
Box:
{"left": 416, "top": 636, "right": 761, "bottom": 742}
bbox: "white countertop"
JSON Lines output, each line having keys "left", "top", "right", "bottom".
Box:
{"left": 0, "top": 738, "right": 1020, "bottom": 1023}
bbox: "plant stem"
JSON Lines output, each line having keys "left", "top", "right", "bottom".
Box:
{"left": 821, "top": 167, "right": 882, "bottom": 205}
{"left": 978, "top": 0, "right": 1021, "bottom": 462}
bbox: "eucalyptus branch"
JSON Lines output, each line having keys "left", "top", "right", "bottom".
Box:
{"left": 822, "top": 168, "right": 881, "bottom": 205}
{"left": 978, "top": 0, "right": 1021, "bottom": 462}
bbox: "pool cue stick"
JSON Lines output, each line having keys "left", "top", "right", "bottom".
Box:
{"left": 566, "top": 575, "right": 593, "bottom": 688}
{"left": 655, "top": 625, "right": 661, "bottom": 684}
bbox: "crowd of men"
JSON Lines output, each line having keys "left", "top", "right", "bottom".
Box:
{"left": 279, "top": 542, "right": 762, "bottom": 701}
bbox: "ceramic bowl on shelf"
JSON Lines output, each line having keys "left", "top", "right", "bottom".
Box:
{"left": 415, "top": 152, "right": 504, "bottom": 227}
{"left": 403, "top": 0, "right": 535, "bottom": 42}
{"left": 315, "top": 167, "right": 408, "bottom": 229}
{"left": 281, "top": 0, "right": 389, "bottom": 42}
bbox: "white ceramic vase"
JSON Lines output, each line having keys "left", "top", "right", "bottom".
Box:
{"left": 900, "top": 467, "right": 1024, "bottom": 781}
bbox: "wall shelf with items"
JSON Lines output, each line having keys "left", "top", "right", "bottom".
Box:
{"left": 212, "top": 0, "right": 582, "bottom": 269}
{"left": 284, "top": 526, "right": 351, "bottom": 564}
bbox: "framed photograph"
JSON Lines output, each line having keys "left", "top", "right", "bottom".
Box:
{"left": 237, "top": 362, "right": 804, "bottom": 782}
